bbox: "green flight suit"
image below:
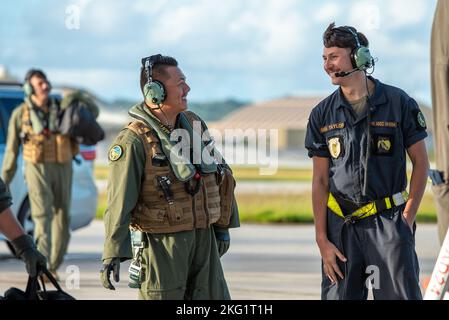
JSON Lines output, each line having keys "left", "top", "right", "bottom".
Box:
{"left": 0, "top": 178, "right": 12, "bottom": 214}
{"left": 431, "top": 0, "right": 449, "bottom": 244}
{"left": 1, "top": 102, "right": 73, "bottom": 272}
{"left": 102, "top": 106, "right": 239, "bottom": 300}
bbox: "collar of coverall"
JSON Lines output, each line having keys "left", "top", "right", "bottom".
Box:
{"left": 128, "top": 102, "right": 217, "bottom": 182}
{"left": 336, "top": 77, "right": 388, "bottom": 110}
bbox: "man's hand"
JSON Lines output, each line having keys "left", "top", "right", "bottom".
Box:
{"left": 317, "top": 239, "right": 347, "bottom": 284}
{"left": 100, "top": 257, "right": 121, "bottom": 290}
{"left": 10, "top": 234, "right": 47, "bottom": 277}
{"left": 214, "top": 227, "right": 230, "bottom": 257}
{"left": 402, "top": 211, "right": 415, "bottom": 232}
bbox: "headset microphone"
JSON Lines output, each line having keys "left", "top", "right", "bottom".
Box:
{"left": 335, "top": 68, "right": 359, "bottom": 77}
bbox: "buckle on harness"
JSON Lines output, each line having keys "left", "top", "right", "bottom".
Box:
{"left": 129, "top": 230, "right": 145, "bottom": 289}
{"left": 392, "top": 191, "right": 408, "bottom": 206}
{"left": 128, "top": 261, "right": 143, "bottom": 289}
{"left": 344, "top": 215, "right": 357, "bottom": 225}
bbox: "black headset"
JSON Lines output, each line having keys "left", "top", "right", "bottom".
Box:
{"left": 141, "top": 54, "right": 166, "bottom": 105}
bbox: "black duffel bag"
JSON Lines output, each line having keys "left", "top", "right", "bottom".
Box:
{"left": 59, "top": 90, "right": 105, "bottom": 146}
{"left": 3, "top": 267, "right": 75, "bottom": 300}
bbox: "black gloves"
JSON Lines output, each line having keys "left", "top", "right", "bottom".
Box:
{"left": 214, "top": 227, "right": 230, "bottom": 257}
{"left": 100, "top": 257, "right": 121, "bottom": 290}
{"left": 10, "top": 234, "right": 47, "bottom": 277}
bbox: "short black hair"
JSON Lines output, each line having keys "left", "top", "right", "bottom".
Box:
{"left": 25, "top": 69, "right": 48, "bottom": 82}
{"left": 140, "top": 55, "right": 178, "bottom": 94}
{"left": 323, "top": 22, "right": 369, "bottom": 50}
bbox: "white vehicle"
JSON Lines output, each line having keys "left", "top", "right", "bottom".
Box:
{"left": 0, "top": 82, "right": 98, "bottom": 253}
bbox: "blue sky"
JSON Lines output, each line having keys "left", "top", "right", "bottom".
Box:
{"left": 0, "top": 0, "right": 438, "bottom": 105}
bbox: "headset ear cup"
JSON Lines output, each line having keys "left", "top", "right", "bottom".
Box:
{"left": 144, "top": 80, "right": 166, "bottom": 105}
{"left": 23, "top": 82, "right": 33, "bottom": 96}
{"left": 354, "top": 47, "right": 373, "bottom": 70}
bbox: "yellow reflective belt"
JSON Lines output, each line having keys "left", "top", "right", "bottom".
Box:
{"left": 327, "top": 193, "right": 402, "bottom": 220}
{"left": 327, "top": 193, "right": 344, "bottom": 218}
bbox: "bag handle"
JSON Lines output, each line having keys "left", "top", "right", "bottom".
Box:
{"left": 24, "top": 266, "right": 65, "bottom": 299}
{"left": 25, "top": 273, "right": 39, "bottom": 300}
{"left": 38, "top": 267, "right": 64, "bottom": 292}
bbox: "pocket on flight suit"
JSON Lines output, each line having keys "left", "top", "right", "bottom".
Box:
{"left": 399, "top": 211, "right": 416, "bottom": 239}
{"left": 326, "top": 209, "right": 344, "bottom": 246}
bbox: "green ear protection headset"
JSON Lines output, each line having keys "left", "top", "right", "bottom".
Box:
{"left": 23, "top": 69, "right": 52, "bottom": 97}
{"left": 343, "top": 26, "right": 374, "bottom": 71}
{"left": 141, "top": 54, "right": 166, "bottom": 105}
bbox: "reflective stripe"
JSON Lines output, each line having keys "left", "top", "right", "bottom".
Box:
{"left": 385, "top": 197, "right": 392, "bottom": 209}
{"left": 327, "top": 193, "right": 344, "bottom": 218}
{"left": 327, "top": 191, "right": 408, "bottom": 220}
{"left": 351, "top": 202, "right": 377, "bottom": 218}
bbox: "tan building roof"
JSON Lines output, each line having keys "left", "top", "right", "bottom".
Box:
{"left": 210, "top": 96, "right": 323, "bottom": 131}
{"left": 210, "top": 95, "right": 433, "bottom": 133}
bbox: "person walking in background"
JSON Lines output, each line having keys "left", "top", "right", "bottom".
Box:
{"left": 1, "top": 69, "right": 77, "bottom": 280}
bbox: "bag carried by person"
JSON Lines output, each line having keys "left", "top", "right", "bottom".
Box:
{"left": 2, "top": 267, "right": 75, "bottom": 300}
{"left": 59, "top": 90, "right": 105, "bottom": 146}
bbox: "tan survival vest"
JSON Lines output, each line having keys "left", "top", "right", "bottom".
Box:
{"left": 21, "top": 103, "right": 77, "bottom": 164}
{"left": 127, "top": 115, "right": 235, "bottom": 234}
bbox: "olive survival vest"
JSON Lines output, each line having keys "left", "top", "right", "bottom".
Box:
{"left": 127, "top": 112, "right": 235, "bottom": 234}
{"left": 21, "top": 102, "right": 77, "bottom": 164}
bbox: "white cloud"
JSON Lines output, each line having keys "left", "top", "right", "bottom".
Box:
{"left": 146, "top": 0, "right": 308, "bottom": 71}
{"left": 348, "top": 1, "right": 381, "bottom": 31}
{"left": 45, "top": 67, "right": 139, "bottom": 100}
{"left": 81, "top": 0, "right": 130, "bottom": 36}
{"left": 384, "top": 0, "right": 429, "bottom": 29}
{"left": 314, "top": 2, "right": 342, "bottom": 23}
{"left": 370, "top": 32, "right": 427, "bottom": 60}
{"left": 131, "top": 0, "right": 169, "bottom": 15}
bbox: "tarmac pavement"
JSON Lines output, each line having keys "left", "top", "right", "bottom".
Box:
{"left": 0, "top": 221, "right": 441, "bottom": 300}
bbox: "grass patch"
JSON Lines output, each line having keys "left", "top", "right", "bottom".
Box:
{"left": 236, "top": 193, "right": 314, "bottom": 223}
{"left": 231, "top": 167, "right": 313, "bottom": 182}
{"left": 96, "top": 190, "right": 437, "bottom": 223}
{"left": 95, "top": 164, "right": 422, "bottom": 183}
{"left": 94, "top": 164, "right": 313, "bottom": 182}
{"left": 96, "top": 192, "right": 107, "bottom": 219}
{"left": 95, "top": 165, "right": 109, "bottom": 180}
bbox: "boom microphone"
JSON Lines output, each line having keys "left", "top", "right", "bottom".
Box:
{"left": 335, "top": 68, "right": 359, "bottom": 77}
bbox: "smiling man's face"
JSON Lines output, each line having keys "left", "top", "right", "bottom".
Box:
{"left": 161, "top": 66, "right": 190, "bottom": 113}
{"left": 322, "top": 46, "right": 354, "bottom": 85}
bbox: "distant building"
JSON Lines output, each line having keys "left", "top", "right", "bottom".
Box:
{"left": 0, "top": 65, "right": 18, "bottom": 82}
{"left": 209, "top": 96, "right": 434, "bottom": 161}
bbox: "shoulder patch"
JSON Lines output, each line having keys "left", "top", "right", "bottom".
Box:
{"left": 109, "top": 145, "right": 123, "bottom": 161}
{"left": 417, "top": 111, "right": 426, "bottom": 129}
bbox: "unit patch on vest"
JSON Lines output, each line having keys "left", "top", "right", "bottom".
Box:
{"left": 327, "top": 135, "right": 344, "bottom": 159}
{"left": 320, "top": 122, "right": 345, "bottom": 133}
{"left": 372, "top": 134, "right": 394, "bottom": 156}
{"left": 109, "top": 145, "right": 123, "bottom": 161}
